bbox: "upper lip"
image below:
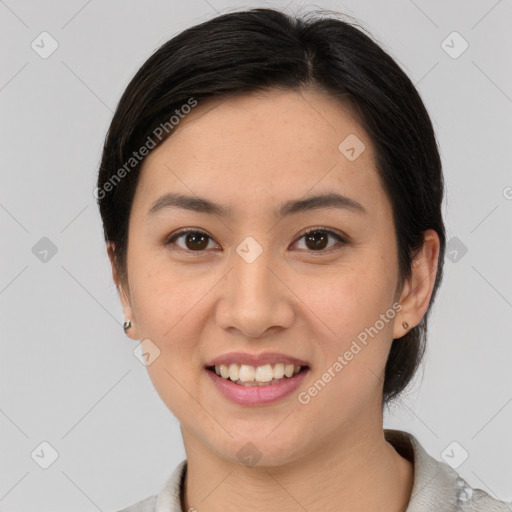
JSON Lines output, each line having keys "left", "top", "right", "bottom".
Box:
{"left": 205, "top": 352, "right": 310, "bottom": 368}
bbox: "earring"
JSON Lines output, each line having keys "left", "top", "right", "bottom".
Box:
{"left": 402, "top": 321, "right": 410, "bottom": 330}
{"left": 123, "top": 320, "right": 132, "bottom": 332}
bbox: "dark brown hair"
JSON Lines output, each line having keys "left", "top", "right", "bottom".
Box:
{"left": 97, "top": 7, "right": 446, "bottom": 404}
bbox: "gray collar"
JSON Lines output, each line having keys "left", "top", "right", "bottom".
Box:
{"left": 152, "top": 429, "right": 511, "bottom": 511}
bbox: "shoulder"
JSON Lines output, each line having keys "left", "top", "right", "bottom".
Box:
{"left": 113, "top": 495, "right": 157, "bottom": 512}
{"left": 110, "top": 459, "right": 187, "bottom": 512}
{"left": 384, "top": 429, "right": 512, "bottom": 511}
{"left": 467, "top": 488, "right": 512, "bottom": 512}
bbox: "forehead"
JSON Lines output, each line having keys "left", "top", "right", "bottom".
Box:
{"left": 133, "top": 87, "right": 384, "bottom": 217}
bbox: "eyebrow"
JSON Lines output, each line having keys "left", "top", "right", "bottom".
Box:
{"left": 146, "top": 191, "right": 367, "bottom": 219}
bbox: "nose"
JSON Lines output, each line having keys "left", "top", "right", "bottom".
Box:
{"left": 215, "top": 247, "right": 294, "bottom": 339}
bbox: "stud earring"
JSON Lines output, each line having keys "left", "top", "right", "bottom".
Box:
{"left": 123, "top": 320, "right": 132, "bottom": 332}
{"left": 402, "top": 321, "right": 410, "bottom": 330}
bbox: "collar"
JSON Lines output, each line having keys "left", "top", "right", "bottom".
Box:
{"left": 154, "top": 429, "right": 510, "bottom": 511}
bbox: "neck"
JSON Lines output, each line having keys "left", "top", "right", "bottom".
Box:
{"left": 180, "top": 422, "right": 413, "bottom": 512}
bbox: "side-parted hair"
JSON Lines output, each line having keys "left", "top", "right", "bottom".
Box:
{"left": 97, "top": 7, "right": 446, "bottom": 405}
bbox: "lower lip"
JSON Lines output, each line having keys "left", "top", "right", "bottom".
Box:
{"left": 205, "top": 368, "right": 309, "bottom": 406}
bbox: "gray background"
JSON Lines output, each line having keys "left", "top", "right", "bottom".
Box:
{"left": 1, "top": 0, "right": 511, "bottom": 510}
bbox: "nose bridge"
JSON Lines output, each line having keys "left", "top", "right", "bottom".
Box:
{"left": 217, "top": 237, "right": 292, "bottom": 337}
{"left": 234, "top": 243, "right": 273, "bottom": 297}
{"left": 232, "top": 238, "right": 277, "bottom": 306}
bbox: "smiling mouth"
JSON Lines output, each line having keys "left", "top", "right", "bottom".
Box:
{"left": 206, "top": 363, "right": 309, "bottom": 386}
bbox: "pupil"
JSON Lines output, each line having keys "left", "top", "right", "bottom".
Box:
{"left": 306, "top": 231, "right": 327, "bottom": 250}
{"left": 187, "top": 233, "right": 208, "bottom": 250}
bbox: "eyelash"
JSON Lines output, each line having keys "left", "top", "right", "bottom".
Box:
{"left": 165, "top": 226, "right": 348, "bottom": 255}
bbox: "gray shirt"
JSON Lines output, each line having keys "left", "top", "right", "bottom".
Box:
{"left": 114, "top": 429, "right": 512, "bottom": 511}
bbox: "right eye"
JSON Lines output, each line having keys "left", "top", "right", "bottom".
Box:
{"left": 165, "top": 229, "right": 220, "bottom": 253}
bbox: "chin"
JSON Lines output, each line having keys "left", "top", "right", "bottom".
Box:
{"left": 210, "top": 430, "right": 305, "bottom": 468}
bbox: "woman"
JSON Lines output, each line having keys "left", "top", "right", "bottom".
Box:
{"left": 96, "top": 7, "right": 511, "bottom": 512}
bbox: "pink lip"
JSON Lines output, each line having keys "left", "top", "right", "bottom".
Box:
{"left": 205, "top": 367, "right": 310, "bottom": 406}
{"left": 204, "top": 351, "right": 310, "bottom": 368}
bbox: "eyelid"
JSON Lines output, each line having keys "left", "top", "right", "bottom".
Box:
{"left": 165, "top": 226, "right": 349, "bottom": 253}
{"left": 293, "top": 225, "right": 348, "bottom": 243}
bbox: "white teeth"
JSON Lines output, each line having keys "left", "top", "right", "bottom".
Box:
{"left": 284, "top": 364, "right": 295, "bottom": 378}
{"left": 239, "top": 364, "right": 255, "bottom": 382}
{"left": 255, "top": 364, "right": 273, "bottom": 382}
{"left": 212, "top": 362, "right": 305, "bottom": 385}
{"left": 219, "top": 364, "right": 229, "bottom": 379}
{"left": 228, "top": 363, "right": 239, "bottom": 381}
{"left": 273, "top": 363, "right": 285, "bottom": 379}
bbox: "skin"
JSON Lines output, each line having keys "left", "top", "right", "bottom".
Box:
{"left": 108, "top": 87, "right": 440, "bottom": 512}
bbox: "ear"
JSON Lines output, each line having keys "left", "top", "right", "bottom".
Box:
{"left": 393, "top": 229, "right": 441, "bottom": 339}
{"left": 107, "top": 242, "right": 140, "bottom": 340}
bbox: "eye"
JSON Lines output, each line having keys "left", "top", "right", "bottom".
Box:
{"left": 165, "top": 226, "right": 348, "bottom": 254}
{"left": 292, "top": 227, "right": 348, "bottom": 252}
{"left": 165, "top": 229, "right": 218, "bottom": 252}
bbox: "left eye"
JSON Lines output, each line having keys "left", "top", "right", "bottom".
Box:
{"left": 165, "top": 228, "right": 347, "bottom": 253}
{"left": 293, "top": 228, "right": 347, "bottom": 252}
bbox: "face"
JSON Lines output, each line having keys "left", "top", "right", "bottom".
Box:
{"left": 110, "top": 87, "right": 428, "bottom": 466}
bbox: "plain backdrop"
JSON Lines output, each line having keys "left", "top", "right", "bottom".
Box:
{"left": 1, "top": 0, "right": 511, "bottom": 510}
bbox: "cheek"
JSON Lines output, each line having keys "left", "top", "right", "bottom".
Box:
{"left": 129, "top": 259, "right": 205, "bottom": 339}
{"left": 294, "top": 257, "right": 396, "bottom": 340}
{"left": 136, "top": 282, "right": 207, "bottom": 419}
{"left": 294, "top": 256, "right": 397, "bottom": 396}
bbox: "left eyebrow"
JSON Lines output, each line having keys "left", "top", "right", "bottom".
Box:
{"left": 278, "top": 192, "right": 367, "bottom": 216}
{"left": 146, "top": 191, "right": 367, "bottom": 219}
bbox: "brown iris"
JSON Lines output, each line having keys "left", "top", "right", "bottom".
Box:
{"left": 184, "top": 232, "right": 209, "bottom": 250}
{"left": 304, "top": 230, "right": 329, "bottom": 251}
